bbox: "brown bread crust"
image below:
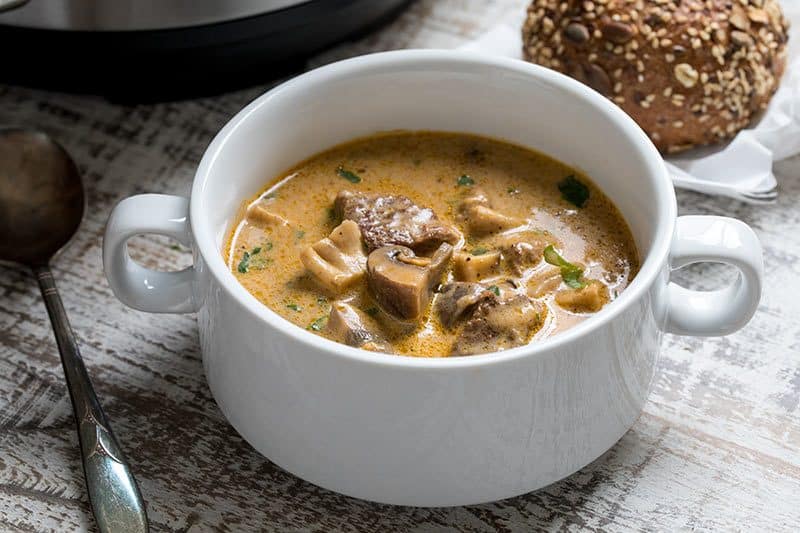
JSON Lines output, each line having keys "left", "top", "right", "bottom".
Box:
{"left": 522, "top": 0, "right": 790, "bottom": 153}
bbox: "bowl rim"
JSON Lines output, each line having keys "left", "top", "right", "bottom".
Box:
{"left": 191, "top": 49, "right": 676, "bottom": 369}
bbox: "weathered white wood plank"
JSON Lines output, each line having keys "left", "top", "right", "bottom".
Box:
{"left": 1, "top": 0, "right": 799, "bottom": 531}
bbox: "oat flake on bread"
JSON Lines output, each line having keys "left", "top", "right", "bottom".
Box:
{"left": 522, "top": 0, "right": 790, "bottom": 154}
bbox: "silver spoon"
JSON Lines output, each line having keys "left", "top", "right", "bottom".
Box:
{"left": 0, "top": 128, "right": 148, "bottom": 533}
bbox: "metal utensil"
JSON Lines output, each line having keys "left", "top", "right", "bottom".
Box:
{"left": 667, "top": 157, "right": 778, "bottom": 205}
{"left": 0, "top": 128, "right": 148, "bottom": 533}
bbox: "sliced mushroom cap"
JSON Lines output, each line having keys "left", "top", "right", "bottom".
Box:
{"left": 327, "top": 301, "right": 393, "bottom": 353}
{"left": 246, "top": 202, "right": 292, "bottom": 228}
{"left": 367, "top": 242, "right": 453, "bottom": 320}
{"left": 459, "top": 188, "right": 523, "bottom": 235}
{"left": 491, "top": 230, "right": 555, "bottom": 275}
{"left": 300, "top": 220, "right": 367, "bottom": 293}
{"left": 554, "top": 280, "right": 609, "bottom": 313}
{"left": 453, "top": 250, "right": 501, "bottom": 282}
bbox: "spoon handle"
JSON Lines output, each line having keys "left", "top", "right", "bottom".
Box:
{"left": 34, "top": 265, "right": 149, "bottom": 533}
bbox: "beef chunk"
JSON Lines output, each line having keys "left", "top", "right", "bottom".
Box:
{"left": 335, "top": 190, "right": 460, "bottom": 253}
{"left": 434, "top": 282, "right": 496, "bottom": 328}
{"left": 452, "top": 294, "right": 544, "bottom": 356}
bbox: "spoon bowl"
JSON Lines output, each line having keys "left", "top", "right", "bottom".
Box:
{"left": 0, "top": 128, "right": 84, "bottom": 264}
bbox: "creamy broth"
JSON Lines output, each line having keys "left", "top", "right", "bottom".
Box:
{"left": 225, "top": 132, "right": 639, "bottom": 357}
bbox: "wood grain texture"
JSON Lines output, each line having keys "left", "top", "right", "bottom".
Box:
{"left": 1, "top": 0, "right": 799, "bottom": 531}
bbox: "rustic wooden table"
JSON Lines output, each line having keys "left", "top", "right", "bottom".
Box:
{"left": 2, "top": 1, "right": 799, "bottom": 531}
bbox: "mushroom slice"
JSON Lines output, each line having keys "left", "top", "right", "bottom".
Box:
{"left": 300, "top": 220, "right": 367, "bottom": 293}
{"left": 453, "top": 250, "right": 501, "bottom": 282}
{"left": 246, "top": 202, "right": 291, "bottom": 228}
{"left": 367, "top": 242, "right": 453, "bottom": 320}
{"left": 459, "top": 188, "right": 523, "bottom": 235}
{"left": 452, "top": 294, "right": 545, "bottom": 356}
{"left": 327, "top": 301, "right": 392, "bottom": 353}
{"left": 554, "top": 280, "right": 610, "bottom": 313}
{"left": 492, "top": 230, "right": 555, "bottom": 276}
{"left": 434, "top": 282, "right": 496, "bottom": 328}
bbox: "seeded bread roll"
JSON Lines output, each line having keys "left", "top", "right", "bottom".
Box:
{"left": 522, "top": 0, "right": 789, "bottom": 154}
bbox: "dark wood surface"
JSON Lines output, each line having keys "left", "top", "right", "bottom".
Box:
{"left": 1, "top": 1, "right": 799, "bottom": 530}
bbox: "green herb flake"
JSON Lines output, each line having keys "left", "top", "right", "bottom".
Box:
{"left": 558, "top": 175, "right": 590, "bottom": 208}
{"left": 507, "top": 187, "right": 520, "bottom": 195}
{"left": 170, "top": 244, "right": 183, "bottom": 251}
{"left": 470, "top": 246, "right": 489, "bottom": 256}
{"left": 295, "top": 230, "right": 305, "bottom": 240}
{"left": 237, "top": 244, "right": 272, "bottom": 273}
{"left": 336, "top": 166, "right": 362, "bottom": 183}
{"left": 487, "top": 285, "right": 501, "bottom": 296}
{"left": 562, "top": 268, "right": 586, "bottom": 289}
{"left": 237, "top": 251, "right": 251, "bottom": 273}
{"left": 317, "top": 296, "right": 329, "bottom": 307}
{"left": 308, "top": 316, "right": 327, "bottom": 331}
{"left": 286, "top": 303, "right": 302, "bottom": 312}
{"left": 457, "top": 174, "right": 475, "bottom": 187}
{"left": 543, "top": 245, "right": 587, "bottom": 289}
{"left": 365, "top": 307, "right": 380, "bottom": 318}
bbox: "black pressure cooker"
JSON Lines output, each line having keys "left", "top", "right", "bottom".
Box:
{"left": 0, "top": 0, "right": 412, "bottom": 100}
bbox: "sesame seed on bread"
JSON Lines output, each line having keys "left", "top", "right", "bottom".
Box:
{"left": 522, "top": 0, "right": 790, "bottom": 154}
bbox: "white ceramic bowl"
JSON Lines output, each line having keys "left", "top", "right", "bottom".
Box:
{"left": 103, "top": 50, "right": 763, "bottom": 506}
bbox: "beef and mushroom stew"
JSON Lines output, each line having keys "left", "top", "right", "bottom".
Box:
{"left": 225, "top": 132, "right": 639, "bottom": 357}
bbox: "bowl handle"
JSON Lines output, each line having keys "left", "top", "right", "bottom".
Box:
{"left": 664, "top": 215, "right": 763, "bottom": 336}
{"left": 103, "top": 194, "right": 198, "bottom": 313}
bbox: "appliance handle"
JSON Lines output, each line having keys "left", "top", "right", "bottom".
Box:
{"left": 0, "top": 0, "right": 29, "bottom": 13}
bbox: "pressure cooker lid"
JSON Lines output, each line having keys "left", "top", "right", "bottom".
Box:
{"left": 0, "top": 0, "right": 311, "bottom": 31}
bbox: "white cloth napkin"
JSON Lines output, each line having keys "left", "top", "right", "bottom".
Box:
{"left": 460, "top": 2, "right": 800, "bottom": 203}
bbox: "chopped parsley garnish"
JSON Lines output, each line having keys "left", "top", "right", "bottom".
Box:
{"left": 487, "top": 285, "right": 501, "bottom": 296}
{"left": 170, "top": 244, "right": 183, "bottom": 251}
{"left": 317, "top": 296, "right": 329, "bottom": 307}
{"left": 336, "top": 166, "right": 361, "bottom": 183}
{"left": 237, "top": 251, "right": 252, "bottom": 273}
{"left": 543, "top": 245, "right": 587, "bottom": 289}
{"left": 457, "top": 174, "right": 475, "bottom": 186}
{"left": 237, "top": 245, "right": 270, "bottom": 273}
{"left": 308, "top": 316, "right": 327, "bottom": 331}
{"left": 558, "top": 175, "right": 590, "bottom": 208}
{"left": 286, "top": 303, "right": 301, "bottom": 312}
{"left": 507, "top": 187, "right": 520, "bottom": 195}
{"left": 365, "top": 307, "right": 380, "bottom": 318}
{"left": 295, "top": 229, "right": 305, "bottom": 240}
{"left": 470, "top": 246, "right": 489, "bottom": 256}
